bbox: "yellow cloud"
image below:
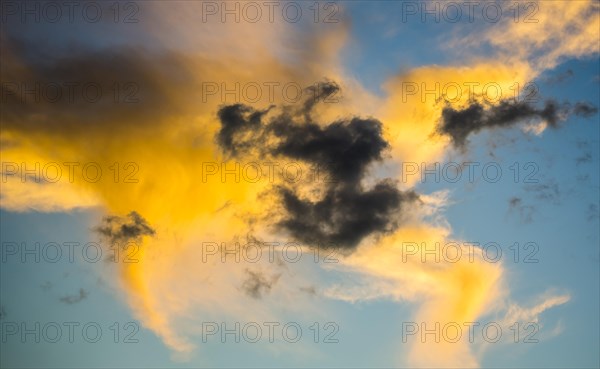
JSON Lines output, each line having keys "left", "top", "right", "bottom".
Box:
{"left": 325, "top": 223, "right": 504, "bottom": 367}
{"left": 380, "top": 62, "right": 532, "bottom": 187}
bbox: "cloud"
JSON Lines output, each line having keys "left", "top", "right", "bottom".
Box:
{"left": 95, "top": 211, "right": 156, "bottom": 245}
{"left": 437, "top": 99, "right": 598, "bottom": 149}
{"left": 0, "top": 35, "right": 200, "bottom": 136}
{"left": 240, "top": 269, "right": 281, "bottom": 299}
{"left": 507, "top": 196, "right": 535, "bottom": 224}
{"left": 216, "top": 104, "right": 273, "bottom": 157}
{"left": 509, "top": 197, "right": 522, "bottom": 208}
{"left": 573, "top": 102, "right": 599, "bottom": 117}
{"left": 0, "top": 17, "right": 343, "bottom": 354}
{"left": 379, "top": 62, "right": 535, "bottom": 187}
{"left": 501, "top": 293, "right": 570, "bottom": 324}
{"left": 324, "top": 225, "right": 504, "bottom": 368}
{"left": 216, "top": 83, "right": 420, "bottom": 250}
{"left": 461, "top": 0, "right": 599, "bottom": 71}
{"left": 277, "top": 182, "right": 418, "bottom": 250}
{"left": 59, "top": 288, "right": 89, "bottom": 305}
{"left": 435, "top": 0, "right": 599, "bottom": 152}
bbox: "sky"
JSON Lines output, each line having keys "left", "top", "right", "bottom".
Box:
{"left": 0, "top": 1, "right": 599, "bottom": 368}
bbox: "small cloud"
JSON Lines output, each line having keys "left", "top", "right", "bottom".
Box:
{"left": 299, "top": 286, "right": 317, "bottom": 296}
{"left": 59, "top": 288, "right": 89, "bottom": 305}
{"left": 438, "top": 99, "right": 598, "bottom": 150}
{"left": 522, "top": 121, "right": 548, "bottom": 136}
{"left": 572, "top": 102, "right": 599, "bottom": 118}
{"left": 501, "top": 293, "right": 570, "bottom": 325}
{"left": 509, "top": 197, "right": 522, "bottom": 208}
{"left": 95, "top": 211, "right": 156, "bottom": 246}
{"left": 240, "top": 269, "right": 281, "bottom": 299}
{"left": 508, "top": 196, "right": 535, "bottom": 224}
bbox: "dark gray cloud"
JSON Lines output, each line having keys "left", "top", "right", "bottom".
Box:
{"left": 301, "top": 80, "right": 340, "bottom": 120}
{"left": 438, "top": 99, "right": 598, "bottom": 149}
{"left": 278, "top": 182, "right": 418, "bottom": 249}
{"left": 217, "top": 82, "right": 420, "bottom": 250}
{"left": 509, "top": 197, "right": 522, "bottom": 208}
{"left": 217, "top": 104, "right": 272, "bottom": 157}
{"left": 573, "top": 102, "right": 599, "bottom": 118}
{"left": 59, "top": 288, "right": 88, "bottom": 305}
{"left": 0, "top": 34, "right": 201, "bottom": 137}
{"left": 508, "top": 196, "right": 535, "bottom": 224}
{"left": 268, "top": 118, "right": 389, "bottom": 183}
{"left": 95, "top": 211, "right": 156, "bottom": 245}
{"left": 240, "top": 269, "right": 281, "bottom": 299}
